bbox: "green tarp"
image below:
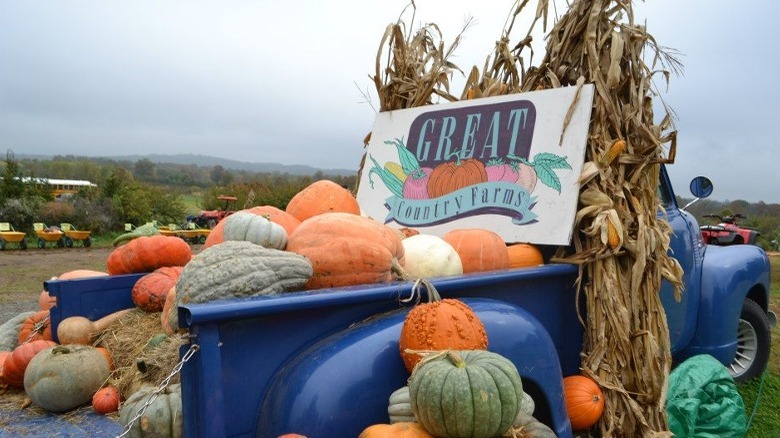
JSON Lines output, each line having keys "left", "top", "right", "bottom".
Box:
{"left": 666, "top": 354, "right": 747, "bottom": 437}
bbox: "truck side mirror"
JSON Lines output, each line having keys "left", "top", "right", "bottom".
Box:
{"left": 689, "top": 176, "right": 713, "bottom": 199}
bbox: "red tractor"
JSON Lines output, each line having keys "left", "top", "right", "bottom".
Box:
{"left": 190, "top": 195, "right": 238, "bottom": 229}
{"left": 699, "top": 213, "right": 760, "bottom": 246}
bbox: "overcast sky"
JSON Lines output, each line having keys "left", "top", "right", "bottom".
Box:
{"left": 1, "top": 1, "right": 778, "bottom": 202}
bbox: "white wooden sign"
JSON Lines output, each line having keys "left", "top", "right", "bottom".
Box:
{"left": 356, "top": 85, "right": 594, "bottom": 245}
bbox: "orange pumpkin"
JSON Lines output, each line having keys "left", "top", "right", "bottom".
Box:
{"left": 427, "top": 158, "right": 487, "bottom": 198}
{"left": 286, "top": 213, "right": 405, "bottom": 290}
{"left": 398, "top": 280, "right": 488, "bottom": 373}
{"left": 2, "top": 340, "right": 57, "bottom": 388}
{"left": 161, "top": 286, "right": 178, "bottom": 335}
{"left": 443, "top": 229, "right": 509, "bottom": 273}
{"left": 507, "top": 243, "right": 544, "bottom": 269}
{"left": 17, "top": 310, "right": 52, "bottom": 344}
{"left": 358, "top": 422, "right": 434, "bottom": 437}
{"left": 285, "top": 180, "right": 360, "bottom": 222}
{"left": 92, "top": 386, "right": 121, "bottom": 414}
{"left": 132, "top": 266, "right": 184, "bottom": 312}
{"left": 96, "top": 347, "right": 114, "bottom": 370}
{"left": 203, "top": 205, "right": 301, "bottom": 249}
{"left": 0, "top": 351, "right": 10, "bottom": 384}
{"left": 106, "top": 235, "right": 192, "bottom": 275}
{"left": 39, "top": 270, "right": 109, "bottom": 310}
{"left": 563, "top": 375, "right": 605, "bottom": 430}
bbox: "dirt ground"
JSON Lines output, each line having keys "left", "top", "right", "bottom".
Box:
{"left": 0, "top": 247, "right": 114, "bottom": 324}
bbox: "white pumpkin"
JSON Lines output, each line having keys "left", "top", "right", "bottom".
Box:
{"left": 222, "top": 211, "right": 287, "bottom": 249}
{"left": 401, "top": 234, "right": 463, "bottom": 278}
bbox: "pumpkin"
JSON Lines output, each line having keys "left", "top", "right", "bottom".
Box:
{"left": 93, "top": 386, "right": 121, "bottom": 414}
{"left": 96, "top": 346, "right": 114, "bottom": 370}
{"left": 401, "top": 234, "right": 462, "bottom": 278}
{"left": 221, "top": 210, "right": 287, "bottom": 249}
{"left": 507, "top": 243, "right": 544, "bottom": 269}
{"left": 161, "top": 286, "right": 178, "bottom": 335}
{"left": 119, "top": 383, "right": 183, "bottom": 438}
{"left": 358, "top": 422, "right": 434, "bottom": 438}
{"left": 39, "top": 270, "right": 109, "bottom": 310}
{"left": 285, "top": 179, "right": 361, "bottom": 222}
{"left": 286, "top": 212, "right": 405, "bottom": 290}
{"left": 277, "top": 435, "right": 307, "bottom": 438}
{"left": 427, "top": 157, "right": 487, "bottom": 198}
{"left": 563, "top": 375, "right": 604, "bottom": 431}
{"left": 0, "top": 351, "right": 10, "bottom": 384}
{"left": 442, "top": 229, "right": 509, "bottom": 273}
{"left": 2, "top": 339, "right": 57, "bottom": 388}
{"left": 408, "top": 350, "right": 523, "bottom": 438}
{"left": 0, "top": 311, "right": 35, "bottom": 351}
{"left": 388, "top": 386, "right": 416, "bottom": 424}
{"left": 519, "top": 391, "right": 536, "bottom": 416}
{"left": 106, "top": 235, "right": 192, "bottom": 275}
{"left": 399, "top": 280, "right": 487, "bottom": 373}
{"left": 17, "top": 310, "right": 52, "bottom": 344}
{"left": 166, "top": 241, "right": 313, "bottom": 332}
{"left": 132, "top": 266, "right": 184, "bottom": 313}
{"left": 505, "top": 413, "right": 556, "bottom": 438}
{"left": 203, "top": 205, "right": 301, "bottom": 249}
{"left": 24, "top": 345, "right": 111, "bottom": 413}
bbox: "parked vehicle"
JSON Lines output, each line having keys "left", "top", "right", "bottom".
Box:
{"left": 191, "top": 195, "right": 238, "bottom": 229}
{"left": 700, "top": 213, "right": 761, "bottom": 246}
{"left": 14, "top": 165, "right": 774, "bottom": 438}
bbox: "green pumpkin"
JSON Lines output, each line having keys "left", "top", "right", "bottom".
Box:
{"left": 388, "top": 385, "right": 416, "bottom": 424}
{"left": 507, "top": 413, "right": 556, "bottom": 438}
{"left": 0, "top": 311, "right": 34, "bottom": 351}
{"left": 408, "top": 350, "right": 523, "bottom": 438}
{"left": 119, "top": 383, "right": 182, "bottom": 438}
{"left": 24, "top": 345, "right": 111, "bottom": 413}
{"left": 222, "top": 211, "right": 287, "bottom": 249}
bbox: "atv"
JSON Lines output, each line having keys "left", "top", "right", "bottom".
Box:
{"left": 700, "top": 213, "right": 760, "bottom": 246}
{"left": 192, "top": 195, "right": 238, "bottom": 229}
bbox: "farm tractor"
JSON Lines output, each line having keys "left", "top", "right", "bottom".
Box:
{"left": 190, "top": 195, "right": 237, "bottom": 229}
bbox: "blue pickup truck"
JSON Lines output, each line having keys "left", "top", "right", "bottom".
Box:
{"left": 6, "top": 164, "right": 772, "bottom": 438}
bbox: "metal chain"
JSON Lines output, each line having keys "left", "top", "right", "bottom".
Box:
{"left": 116, "top": 343, "right": 199, "bottom": 438}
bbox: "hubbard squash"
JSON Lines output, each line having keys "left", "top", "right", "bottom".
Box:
{"left": 2, "top": 339, "right": 57, "bottom": 388}
{"left": 17, "top": 310, "right": 52, "bottom": 344}
{"left": 505, "top": 413, "right": 557, "bottom": 438}
{"left": 507, "top": 243, "right": 544, "bottom": 269}
{"left": 442, "top": 228, "right": 509, "bottom": 273}
{"left": 388, "top": 386, "right": 416, "bottom": 424}
{"left": 119, "top": 383, "right": 183, "bottom": 438}
{"left": 0, "top": 311, "right": 35, "bottom": 351}
{"left": 286, "top": 212, "right": 405, "bottom": 290}
{"left": 107, "top": 235, "right": 192, "bottom": 275}
{"left": 221, "top": 211, "right": 287, "bottom": 249}
{"left": 408, "top": 350, "right": 523, "bottom": 438}
{"left": 203, "top": 205, "right": 301, "bottom": 249}
{"left": 166, "top": 241, "right": 313, "bottom": 332}
{"left": 24, "top": 345, "right": 112, "bottom": 413}
{"left": 132, "top": 266, "right": 184, "bottom": 313}
{"left": 358, "top": 422, "right": 434, "bottom": 437}
{"left": 285, "top": 180, "right": 360, "bottom": 222}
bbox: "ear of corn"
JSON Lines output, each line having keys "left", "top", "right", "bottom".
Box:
{"left": 599, "top": 139, "right": 626, "bottom": 166}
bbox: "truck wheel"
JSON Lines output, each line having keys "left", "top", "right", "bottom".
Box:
{"left": 729, "top": 299, "right": 771, "bottom": 382}
{"left": 207, "top": 219, "right": 217, "bottom": 229}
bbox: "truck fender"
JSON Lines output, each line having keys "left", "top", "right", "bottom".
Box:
{"left": 679, "top": 244, "right": 770, "bottom": 365}
{"left": 255, "top": 297, "right": 572, "bottom": 438}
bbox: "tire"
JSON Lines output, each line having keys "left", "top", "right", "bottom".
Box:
{"left": 207, "top": 219, "right": 217, "bottom": 229}
{"left": 0, "top": 239, "right": 5, "bottom": 250}
{"left": 57, "top": 238, "right": 65, "bottom": 248}
{"left": 84, "top": 237, "right": 92, "bottom": 247}
{"left": 729, "top": 299, "right": 771, "bottom": 382}
{"left": 20, "top": 239, "right": 26, "bottom": 250}
{"left": 198, "top": 235, "right": 207, "bottom": 244}
{"left": 37, "top": 238, "right": 45, "bottom": 249}
{"left": 64, "top": 236, "right": 73, "bottom": 248}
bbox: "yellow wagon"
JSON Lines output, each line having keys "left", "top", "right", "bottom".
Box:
{"left": 33, "top": 223, "right": 65, "bottom": 249}
{"left": 0, "top": 222, "right": 27, "bottom": 250}
{"left": 60, "top": 223, "right": 92, "bottom": 247}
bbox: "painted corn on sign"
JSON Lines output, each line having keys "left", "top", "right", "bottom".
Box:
{"left": 357, "top": 84, "right": 594, "bottom": 245}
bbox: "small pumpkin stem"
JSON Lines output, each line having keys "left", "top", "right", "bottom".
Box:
{"left": 409, "top": 278, "right": 442, "bottom": 303}
{"left": 445, "top": 350, "right": 466, "bottom": 367}
{"left": 391, "top": 258, "right": 409, "bottom": 282}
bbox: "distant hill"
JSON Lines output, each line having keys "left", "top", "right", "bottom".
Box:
{"left": 17, "top": 153, "right": 357, "bottom": 177}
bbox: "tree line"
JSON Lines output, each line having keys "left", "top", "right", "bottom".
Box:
{"left": 0, "top": 150, "right": 357, "bottom": 235}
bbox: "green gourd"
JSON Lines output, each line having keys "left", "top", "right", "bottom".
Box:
{"left": 119, "top": 383, "right": 183, "bottom": 438}
{"left": 221, "top": 211, "right": 287, "bottom": 249}
{"left": 0, "top": 311, "right": 34, "bottom": 351}
{"left": 24, "top": 345, "right": 111, "bottom": 413}
{"left": 408, "top": 350, "right": 523, "bottom": 438}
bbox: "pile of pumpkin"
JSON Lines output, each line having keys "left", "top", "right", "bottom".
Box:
{"left": 0, "top": 179, "right": 598, "bottom": 436}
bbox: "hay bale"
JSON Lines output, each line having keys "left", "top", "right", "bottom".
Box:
{"left": 93, "top": 309, "right": 184, "bottom": 398}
